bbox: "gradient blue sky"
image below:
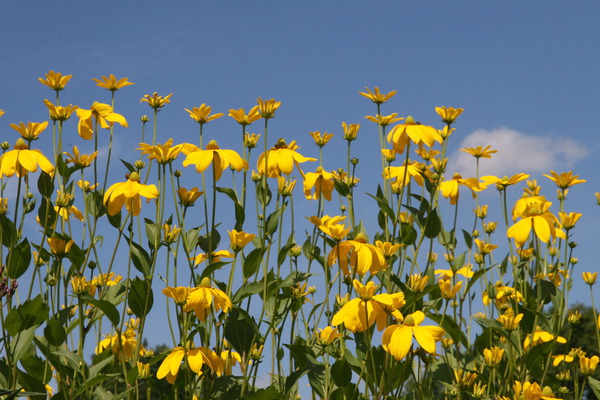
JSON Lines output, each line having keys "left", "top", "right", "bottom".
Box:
{"left": 2, "top": 1, "right": 599, "bottom": 345}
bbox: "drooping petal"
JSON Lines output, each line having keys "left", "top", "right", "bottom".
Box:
{"left": 157, "top": 347, "right": 184, "bottom": 380}
{"left": 382, "top": 325, "right": 413, "bottom": 361}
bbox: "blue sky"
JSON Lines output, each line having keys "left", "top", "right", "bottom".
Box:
{"left": 2, "top": 0, "right": 600, "bottom": 353}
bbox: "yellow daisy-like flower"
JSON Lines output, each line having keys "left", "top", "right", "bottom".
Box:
{"left": 543, "top": 171, "right": 585, "bottom": 190}
{"left": 92, "top": 74, "right": 134, "bottom": 91}
{"left": 523, "top": 326, "right": 566, "bottom": 351}
{"left": 185, "top": 104, "right": 224, "bottom": 125}
{"left": 438, "top": 278, "right": 463, "bottom": 300}
{"left": 507, "top": 196, "right": 564, "bottom": 244}
{"left": 183, "top": 140, "right": 248, "bottom": 181}
{"left": 435, "top": 106, "right": 463, "bottom": 124}
{"left": 10, "top": 121, "right": 48, "bottom": 141}
{"left": 141, "top": 92, "right": 173, "bottom": 110}
{"left": 93, "top": 272, "right": 122, "bottom": 287}
{"left": 162, "top": 286, "right": 190, "bottom": 306}
{"left": 474, "top": 239, "right": 498, "bottom": 255}
{"left": 303, "top": 166, "right": 335, "bottom": 201}
{"left": 332, "top": 280, "right": 404, "bottom": 332}
{"left": 185, "top": 278, "right": 233, "bottom": 321}
{"left": 39, "top": 70, "right": 72, "bottom": 91}
{"left": 97, "top": 327, "right": 143, "bottom": 361}
{"left": 177, "top": 187, "right": 203, "bottom": 207}
{"left": 309, "top": 131, "right": 334, "bottom": 147}
{"left": 256, "top": 97, "right": 281, "bottom": 119}
{"left": 439, "top": 173, "right": 484, "bottom": 205}
{"left": 0, "top": 138, "right": 55, "bottom": 177}
{"left": 228, "top": 229, "right": 255, "bottom": 253}
{"left": 76, "top": 102, "right": 128, "bottom": 140}
{"left": 558, "top": 211, "right": 582, "bottom": 230}
{"left": 382, "top": 310, "right": 445, "bottom": 361}
{"left": 317, "top": 326, "right": 343, "bottom": 346}
{"left": 582, "top": 272, "right": 597, "bottom": 285}
{"left": 383, "top": 161, "right": 428, "bottom": 188}
{"left": 387, "top": 116, "right": 442, "bottom": 154}
{"left": 483, "top": 346, "right": 505, "bottom": 368}
{"left": 342, "top": 122, "right": 360, "bottom": 141}
{"left": 435, "top": 266, "right": 474, "bottom": 280}
{"left": 229, "top": 106, "right": 261, "bottom": 126}
{"left": 256, "top": 139, "right": 316, "bottom": 178}
{"left": 365, "top": 113, "right": 403, "bottom": 127}
{"left": 103, "top": 171, "right": 159, "bottom": 216}
{"left": 309, "top": 215, "right": 351, "bottom": 241}
{"left": 244, "top": 133, "right": 261, "bottom": 149}
{"left": 480, "top": 173, "right": 529, "bottom": 190}
{"left": 63, "top": 146, "right": 98, "bottom": 168}
{"left": 156, "top": 345, "right": 216, "bottom": 384}
{"left": 328, "top": 234, "right": 387, "bottom": 276}
{"left": 192, "top": 250, "right": 234, "bottom": 266}
{"left": 579, "top": 355, "right": 600, "bottom": 375}
{"left": 359, "top": 87, "right": 396, "bottom": 104}
{"left": 138, "top": 139, "right": 186, "bottom": 164}
{"left": 47, "top": 237, "right": 74, "bottom": 257}
{"left": 496, "top": 312, "right": 523, "bottom": 331}
{"left": 43, "top": 100, "right": 78, "bottom": 122}
{"left": 460, "top": 145, "right": 497, "bottom": 159}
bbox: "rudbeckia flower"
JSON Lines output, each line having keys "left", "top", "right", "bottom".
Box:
{"left": 138, "top": 139, "right": 186, "bottom": 164}
{"left": 303, "top": 167, "right": 335, "bottom": 201}
{"left": 257, "top": 139, "right": 316, "bottom": 178}
{"left": 435, "top": 106, "right": 464, "bottom": 124}
{"left": 92, "top": 74, "right": 134, "bottom": 91}
{"left": 523, "top": 326, "right": 566, "bottom": 351}
{"left": 460, "top": 145, "right": 497, "bottom": 159}
{"left": 342, "top": 122, "right": 360, "bottom": 141}
{"left": 103, "top": 171, "right": 159, "bottom": 216}
{"left": 439, "top": 173, "right": 484, "bottom": 205}
{"left": 10, "top": 121, "right": 48, "bottom": 141}
{"left": 331, "top": 280, "right": 404, "bottom": 332}
{"left": 43, "top": 100, "right": 78, "bottom": 122}
{"left": 47, "top": 237, "right": 74, "bottom": 257}
{"left": 387, "top": 116, "right": 442, "bottom": 154}
{"left": 317, "top": 326, "right": 343, "bottom": 346}
{"left": 328, "top": 234, "right": 387, "bottom": 276}
{"left": 308, "top": 214, "right": 351, "bottom": 240}
{"left": 229, "top": 106, "right": 261, "bottom": 126}
{"left": 507, "top": 196, "right": 564, "bottom": 244}
{"left": 141, "top": 92, "right": 173, "bottom": 110}
{"left": 365, "top": 113, "right": 403, "bottom": 127}
{"left": 309, "top": 131, "right": 334, "bottom": 147}
{"left": 383, "top": 161, "right": 429, "bottom": 188}
{"left": 381, "top": 310, "right": 445, "bottom": 360}
{"left": 256, "top": 97, "right": 281, "bottom": 119}
{"left": 438, "top": 278, "right": 463, "bottom": 300}
{"left": 156, "top": 345, "right": 216, "bottom": 383}
{"left": 0, "top": 138, "right": 55, "bottom": 177}
{"left": 185, "top": 278, "right": 233, "bottom": 321}
{"left": 228, "top": 229, "right": 255, "bottom": 252}
{"left": 480, "top": 173, "right": 529, "bottom": 190}
{"left": 177, "top": 187, "right": 203, "bottom": 207}
{"left": 183, "top": 140, "right": 248, "bottom": 181}
{"left": 38, "top": 70, "right": 72, "bottom": 91}
{"left": 359, "top": 87, "right": 396, "bottom": 104}
{"left": 76, "top": 102, "right": 128, "bottom": 140}
{"left": 192, "top": 250, "right": 234, "bottom": 266}
{"left": 162, "top": 286, "right": 191, "bottom": 306}
{"left": 185, "top": 104, "right": 224, "bottom": 125}
{"left": 97, "top": 321, "right": 144, "bottom": 361}
{"left": 64, "top": 146, "right": 98, "bottom": 169}
{"left": 543, "top": 170, "right": 586, "bottom": 190}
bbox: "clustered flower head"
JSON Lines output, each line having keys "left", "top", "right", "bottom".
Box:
{"left": 0, "top": 138, "right": 54, "bottom": 177}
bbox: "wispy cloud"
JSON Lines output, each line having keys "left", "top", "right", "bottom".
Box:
{"left": 447, "top": 127, "right": 588, "bottom": 177}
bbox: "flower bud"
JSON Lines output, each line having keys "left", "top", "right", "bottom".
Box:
{"left": 140, "top": 115, "right": 149, "bottom": 123}
{"left": 134, "top": 160, "right": 146, "bottom": 170}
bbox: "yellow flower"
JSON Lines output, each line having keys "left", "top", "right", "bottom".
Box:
{"left": 480, "top": 173, "right": 529, "bottom": 190}
{"left": 137, "top": 362, "right": 151, "bottom": 379}
{"left": 496, "top": 312, "right": 523, "bottom": 331}
{"left": 43, "top": 100, "right": 79, "bottom": 122}
{"left": 579, "top": 355, "right": 599, "bottom": 375}
{"left": 359, "top": 87, "right": 396, "bottom": 104}
{"left": 156, "top": 345, "right": 216, "bottom": 383}
{"left": 375, "top": 241, "right": 402, "bottom": 258}
{"left": 48, "top": 237, "right": 74, "bottom": 257}
{"left": 244, "top": 133, "right": 261, "bottom": 149}
{"left": 277, "top": 176, "right": 297, "bottom": 197}
{"left": 475, "top": 239, "right": 497, "bottom": 255}
{"left": 460, "top": 145, "right": 497, "bottom": 159}
{"left": 332, "top": 280, "right": 404, "bottom": 332}
{"left": 185, "top": 278, "right": 233, "bottom": 321}
{"left": 76, "top": 102, "right": 128, "bottom": 140}
{"left": 103, "top": 171, "right": 159, "bottom": 216}
{"left": 0, "top": 109, "right": 5, "bottom": 118}
{"left": 309, "top": 131, "right": 334, "bottom": 147}
{"left": 76, "top": 180, "right": 98, "bottom": 192}
{"left": 71, "top": 276, "right": 96, "bottom": 296}
{"left": 582, "top": 272, "right": 598, "bottom": 285}
{"left": 0, "top": 138, "right": 55, "bottom": 177}
{"left": 92, "top": 74, "right": 134, "bottom": 91}
{"left": 0, "top": 198, "right": 8, "bottom": 216}
{"left": 162, "top": 286, "right": 190, "bottom": 306}
{"left": 558, "top": 211, "right": 582, "bottom": 230}
{"left": 177, "top": 187, "right": 203, "bottom": 207}
{"left": 39, "top": 70, "right": 72, "bottom": 91}
{"left": 365, "top": 113, "right": 403, "bottom": 127}
{"left": 342, "top": 122, "right": 360, "bottom": 141}
{"left": 382, "top": 310, "right": 445, "bottom": 361}
{"left": 387, "top": 116, "right": 442, "bottom": 154}
{"left": 543, "top": 171, "right": 585, "bottom": 190}
{"left": 10, "top": 121, "right": 48, "bottom": 141}
{"left": 328, "top": 234, "right": 387, "bottom": 276}
{"left": 193, "top": 250, "right": 234, "bottom": 266}
{"left": 508, "top": 196, "right": 563, "bottom": 244}
{"left": 185, "top": 104, "right": 224, "bottom": 124}
{"left": 434, "top": 266, "right": 474, "bottom": 280}
{"left": 63, "top": 146, "right": 98, "bottom": 168}
{"left": 229, "top": 106, "right": 261, "bottom": 126}
{"left": 438, "top": 278, "right": 463, "bottom": 300}
{"left": 97, "top": 327, "right": 143, "bottom": 361}
{"left": 439, "top": 173, "right": 483, "bottom": 205}
{"left": 408, "top": 274, "right": 429, "bottom": 292}
{"left": 435, "top": 106, "right": 464, "bottom": 124}
{"left": 309, "top": 215, "right": 351, "bottom": 240}
{"left": 93, "top": 273, "right": 122, "bottom": 287}
{"left": 317, "top": 326, "right": 343, "bottom": 346}
{"left": 384, "top": 161, "right": 428, "bottom": 188}
{"left": 183, "top": 140, "right": 248, "bottom": 181}
{"left": 523, "top": 326, "right": 567, "bottom": 350}
{"left": 138, "top": 139, "right": 185, "bottom": 164}
{"left": 228, "top": 229, "right": 255, "bottom": 252}
{"left": 303, "top": 166, "right": 335, "bottom": 201}
{"left": 415, "top": 145, "right": 440, "bottom": 161}
{"left": 256, "top": 97, "right": 281, "bottom": 119}
{"left": 256, "top": 139, "right": 316, "bottom": 178}
{"left": 141, "top": 92, "right": 173, "bottom": 110}
{"left": 483, "top": 346, "right": 504, "bottom": 368}
{"left": 163, "top": 223, "right": 181, "bottom": 244}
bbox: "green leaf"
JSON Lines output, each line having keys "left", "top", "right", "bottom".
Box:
{"left": 37, "top": 197, "right": 57, "bottom": 234}
{"left": 5, "top": 295, "right": 48, "bottom": 336}
{"left": 587, "top": 376, "right": 600, "bottom": 399}
{"left": 265, "top": 207, "right": 283, "bottom": 236}
{"left": 128, "top": 240, "right": 151, "bottom": 277}
{"left": 331, "top": 359, "right": 352, "bottom": 386}
{"left": 243, "top": 248, "right": 263, "bottom": 279}
{"left": 183, "top": 226, "right": 200, "bottom": 254}
{"left": 7, "top": 238, "right": 31, "bottom": 279}
{"left": 424, "top": 208, "right": 441, "bottom": 239}
{"left": 216, "top": 187, "right": 245, "bottom": 231}
{"left": 367, "top": 191, "right": 395, "bottom": 220}
{"left": 232, "top": 281, "right": 263, "bottom": 303}
{"left": 84, "top": 191, "right": 106, "bottom": 218}
{"left": 333, "top": 178, "right": 350, "bottom": 196}
{"left": 0, "top": 215, "right": 18, "bottom": 248}
{"left": 37, "top": 171, "right": 54, "bottom": 198}
{"left": 224, "top": 308, "right": 259, "bottom": 355}
{"left": 128, "top": 277, "right": 153, "bottom": 318}
{"left": 82, "top": 295, "right": 120, "bottom": 326}
{"left": 277, "top": 242, "right": 296, "bottom": 266}
{"left": 10, "top": 326, "right": 36, "bottom": 362}
{"left": 462, "top": 229, "right": 473, "bottom": 249}
{"left": 20, "top": 355, "right": 50, "bottom": 385}
{"left": 198, "top": 228, "right": 221, "bottom": 253}
{"left": 428, "top": 312, "right": 468, "bottom": 348}
{"left": 44, "top": 318, "right": 66, "bottom": 346}
{"left": 244, "top": 385, "right": 281, "bottom": 400}
{"left": 120, "top": 159, "right": 136, "bottom": 173}
{"left": 56, "top": 154, "right": 75, "bottom": 182}
{"left": 144, "top": 218, "right": 161, "bottom": 250}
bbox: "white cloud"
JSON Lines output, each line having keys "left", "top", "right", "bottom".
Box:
{"left": 447, "top": 127, "right": 588, "bottom": 177}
